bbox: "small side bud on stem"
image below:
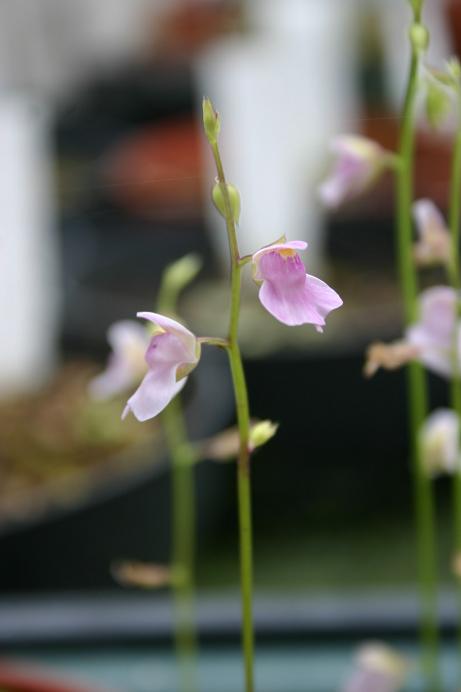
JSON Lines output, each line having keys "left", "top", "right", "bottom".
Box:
{"left": 409, "top": 23, "right": 429, "bottom": 54}
{"left": 202, "top": 97, "right": 220, "bottom": 144}
{"left": 212, "top": 181, "right": 241, "bottom": 224}
{"left": 425, "top": 79, "right": 452, "bottom": 129}
{"left": 157, "top": 253, "right": 202, "bottom": 315}
{"left": 249, "top": 420, "right": 278, "bottom": 451}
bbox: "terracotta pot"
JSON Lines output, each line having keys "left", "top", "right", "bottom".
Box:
{"left": 0, "top": 660, "right": 106, "bottom": 692}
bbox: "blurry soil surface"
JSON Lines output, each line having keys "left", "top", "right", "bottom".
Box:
{"left": 0, "top": 363, "right": 159, "bottom": 528}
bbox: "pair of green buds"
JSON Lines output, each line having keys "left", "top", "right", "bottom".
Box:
{"left": 203, "top": 97, "right": 241, "bottom": 225}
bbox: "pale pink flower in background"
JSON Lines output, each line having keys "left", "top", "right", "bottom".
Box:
{"left": 319, "top": 135, "right": 393, "bottom": 208}
{"left": 364, "top": 287, "right": 461, "bottom": 378}
{"left": 413, "top": 199, "right": 451, "bottom": 267}
{"left": 89, "top": 320, "right": 150, "bottom": 399}
{"left": 363, "top": 341, "right": 420, "bottom": 378}
{"left": 251, "top": 240, "right": 342, "bottom": 331}
{"left": 420, "top": 409, "right": 460, "bottom": 477}
{"left": 406, "top": 286, "right": 460, "bottom": 378}
{"left": 122, "top": 312, "right": 201, "bottom": 422}
{"left": 342, "top": 642, "right": 408, "bottom": 692}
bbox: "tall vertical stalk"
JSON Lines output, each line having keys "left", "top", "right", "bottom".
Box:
{"left": 448, "top": 88, "right": 461, "bottom": 658}
{"left": 396, "top": 9, "right": 440, "bottom": 688}
{"left": 209, "top": 138, "right": 255, "bottom": 692}
{"left": 162, "top": 398, "right": 198, "bottom": 692}
{"left": 158, "top": 266, "right": 201, "bottom": 692}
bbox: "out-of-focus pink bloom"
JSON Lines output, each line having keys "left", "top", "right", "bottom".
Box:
{"left": 319, "top": 136, "right": 392, "bottom": 208}
{"left": 406, "top": 286, "right": 460, "bottom": 378}
{"left": 122, "top": 312, "right": 200, "bottom": 422}
{"left": 413, "top": 199, "right": 451, "bottom": 267}
{"left": 251, "top": 240, "right": 342, "bottom": 331}
{"left": 342, "top": 643, "right": 408, "bottom": 692}
{"left": 420, "top": 409, "right": 460, "bottom": 477}
{"left": 89, "top": 320, "right": 150, "bottom": 399}
{"left": 364, "top": 287, "right": 461, "bottom": 378}
{"left": 363, "top": 341, "right": 420, "bottom": 378}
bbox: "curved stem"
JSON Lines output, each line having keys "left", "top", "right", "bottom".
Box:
{"left": 162, "top": 397, "right": 198, "bottom": 692}
{"left": 211, "top": 141, "right": 254, "bottom": 692}
{"left": 396, "top": 30, "right": 440, "bottom": 691}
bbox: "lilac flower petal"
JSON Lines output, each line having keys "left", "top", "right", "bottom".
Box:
{"left": 418, "top": 286, "right": 456, "bottom": 340}
{"left": 252, "top": 243, "right": 342, "bottom": 329}
{"left": 258, "top": 260, "right": 342, "bottom": 327}
{"left": 319, "top": 135, "right": 386, "bottom": 208}
{"left": 252, "top": 241, "right": 307, "bottom": 282}
{"left": 121, "top": 313, "right": 201, "bottom": 422}
{"left": 137, "top": 311, "right": 197, "bottom": 359}
{"left": 413, "top": 199, "right": 447, "bottom": 239}
{"left": 89, "top": 356, "right": 140, "bottom": 399}
{"left": 421, "top": 409, "right": 460, "bottom": 476}
{"left": 405, "top": 286, "right": 460, "bottom": 378}
{"left": 144, "top": 331, "right": 196, "bottom": 369}
{"left": 123, "top": 366, "right": 187, "bottom": 422}
{"left": 406, "top": 323, "right": 452, "bottom": 378}
{"left": 318, "top": 177, "right": 349, "bottom": 207}
{"left": 259, "top": 279, "right": 322, "bottom": 326}
{"left": 305, "top": 274, "right": 344, "bottom": 318}
{"left": 88, "top": 320, "right": 149, "bottom": 399}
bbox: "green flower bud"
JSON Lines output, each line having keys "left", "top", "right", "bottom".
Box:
{"left": 249, "top": 420, "right": 278, "bottom": 451}
{"left": 425, "top": 79, "right": 451, "bottom": 128}
{"left": 448, "top": 57, "right": 461, "bottom": 83}
{"left": 212, "top": 182, "right": 241, "bottom": 224}
{"left": 158, "top": 253, "right": 202, "bottom": 314}
{"left": 162, "top": 254, "right": 202, "bottom": 296}
{"left": 409, "top": 23, "right": 429, "bottom": 53}
{"left": 408, "top": 0, "right": 423, "bottom": 18}
{"left": 202, "top": 97, "right": 220, "bottom": 143}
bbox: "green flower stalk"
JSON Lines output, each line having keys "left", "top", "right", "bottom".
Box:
{"left": 447, "top": 72, "right": 461, "bottom": 660}
{"left": 396, "top": 4, "right": 440, "bottom": 688}
{"left": 202, "top": 97, "right": 255, "bottom": 692}
{"left": 158, "top": 256, "right": 203, "bottom": 692}
{"left": 89, "top": 255, "right": 202, "bottom": 692}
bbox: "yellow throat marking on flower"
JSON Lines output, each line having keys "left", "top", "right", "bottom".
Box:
{"left": 278, "top": 248, "right": 297, "bottom": 259}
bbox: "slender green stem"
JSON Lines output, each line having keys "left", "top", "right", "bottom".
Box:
{"left": 211, "top": 140, "right": 255, "bottom": 692}
{"left": 449, "top": 96, "right": 461, "bottom": 292}
{"left": 162, "top": 397, "right": 198, "bottom": 692}
{"left": 396, "top": 19, "right": 440, "bottom": 690}
{"left": 449, "top": 89, "right": 461, "bottom": 662}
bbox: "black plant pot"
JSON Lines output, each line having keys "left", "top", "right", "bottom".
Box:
{"left": 0, "top": 348, "right": 234, "bottom": 592}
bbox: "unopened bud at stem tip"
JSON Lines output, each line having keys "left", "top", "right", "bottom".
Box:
{"left": 202, "top": 97, "right": 220, "bottom": 143}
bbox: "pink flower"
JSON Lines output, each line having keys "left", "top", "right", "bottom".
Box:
{"left": 406, "top": 286, "right": 459, "bottom": 378}
{"left": 413, "top": 199, "right": 451, "bottom": 267}
{"left": 251, "top": 240, "right": 342, "bottom": 331}
{"left": 122, "top": 312, "right": 201, "bottom": 422}
{"left": 89, "top": 320, "right": 150, "bottom": 399}
{"left": 319, "top": 135, "right": 392, "bottom": 208}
